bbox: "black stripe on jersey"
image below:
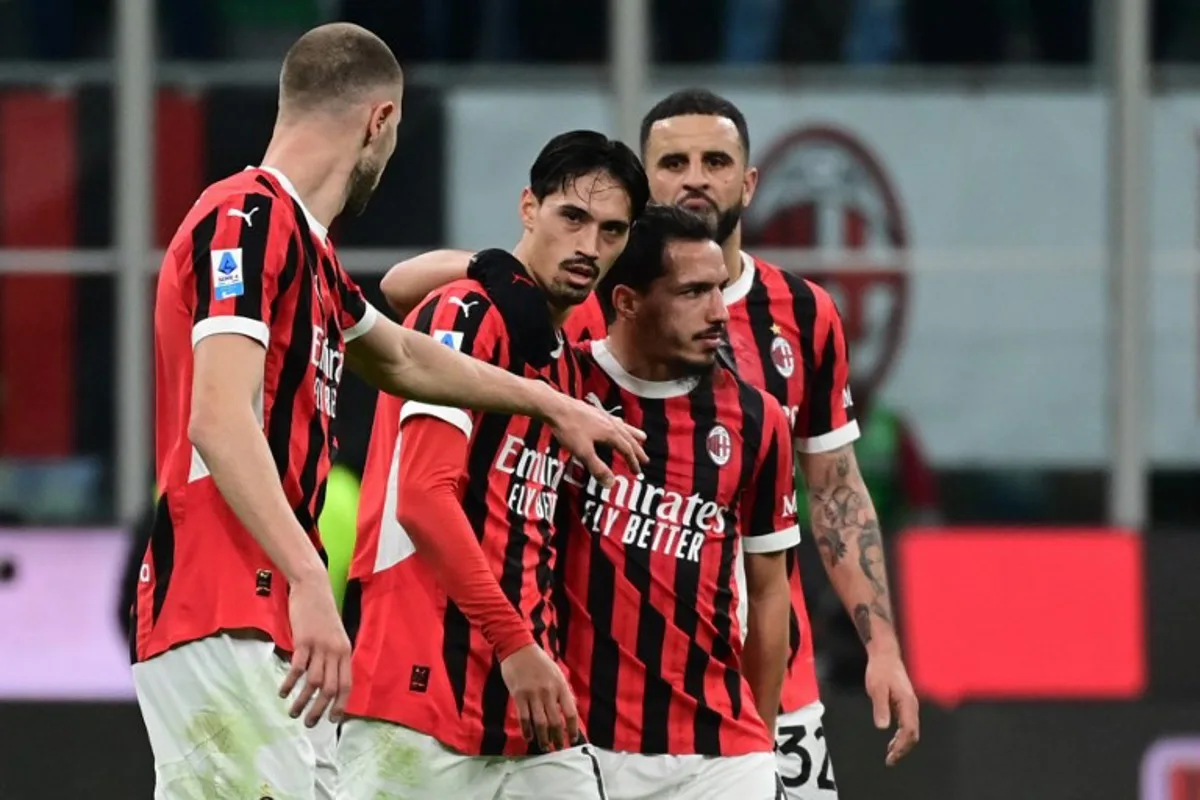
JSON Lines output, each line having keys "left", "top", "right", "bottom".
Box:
{"left": 806, "top": 313, "right": 839, "bottom": 438}
{"left": 787, "top": 277, "right": 819, "bottom": 670}
{"left": 254, "top": 175, "right": 280, "bottom": 196}
{"left": 721, "top": 382, "right": 767, "bottom": 715}
{"left": 436, "top": 299, "right": 503, "bottom": 720}
{"left": 233, "top": 193, "right": 274, "bottom": 321}
{"left": 190, "top": 208, "right": 219, "bottom": 323}
{"left": 679, "top": 377, "right": 715, "bottom": 751}
{"left": 290, "top": 208, "right": 326, "bottom": 532}
{"left": 745, "top": 276, "right": 789, "bottom": 405}
{"left": 747, "top": 397, "right": 781, "bottom": 539}
{"left": 148, "top": 494, "right": 176, "bottom": 625}
{"left": 633, "top": 397, "right": 672, "bottom": 755}
{"left": 578, "top": 373, "right": 624, "bottom": 749}
{"left": 265, "top": 223, "right": 313, "bottom": 520}
{"left": 481, "top": 401, "right": 548, "bottom": 755}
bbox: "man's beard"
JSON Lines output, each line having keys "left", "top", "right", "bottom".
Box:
{"left": 345, "top": 159, "right": 382, "bottom": 217}
{"left": 712, "top": 201, "right": 743, "bottom": 244}
{"left": 679, "top": 198, "right": 743, "bottom": 244}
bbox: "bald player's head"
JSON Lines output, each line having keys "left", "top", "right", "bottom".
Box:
{"left": 278, "top": 23, "right": 404, "bottom": 216}
{"left": 280, "top": 23, "right": 403, "bottom": 114}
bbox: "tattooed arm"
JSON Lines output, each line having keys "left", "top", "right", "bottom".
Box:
{"left": 800, "top": 442, "right": 919, "bottom": 766}
{"left": 799, "top": 443, "right": 896, "bottom": 652}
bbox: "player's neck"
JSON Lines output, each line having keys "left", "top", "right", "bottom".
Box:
{"left": 510, "top": 239, "right": 570, "bottom": 328}
{"left": 606, "top": 326, "right": 686, "bottom": 383}
{"left": 722, "top": 226, "right": 744, "bottom": 283}
{"left": 261, "top": 125, "right": 355, "bottom": 233}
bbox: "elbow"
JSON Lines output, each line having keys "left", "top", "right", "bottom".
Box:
{"left": 187, "top": 407, "right": 222, "bottom": 459}
{"left": 381, "top": 264, "right": 418, "bottom": 317}
{"left": 394, "top": 481, "right": 432, "bottom": 542}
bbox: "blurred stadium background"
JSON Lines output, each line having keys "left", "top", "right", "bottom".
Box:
{"left": 0, "top": 1, "right": 1197, "bottom": 798}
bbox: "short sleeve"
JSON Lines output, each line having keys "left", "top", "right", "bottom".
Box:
{"left": 741, "top": 396, "right": 801, "bottom": 554}
{"left": 332, "top": 261, "right": 379, "bottom": 343}
{"left": 190, "top": 191, "right": 290, "bottom": 350}
{"left": 397, "top": 285, "right": 503, "bottom": 438}
{"left": 795, "top": 287, "right": 860, "bottom": 454}
{"left": 562, "top": 293, "right": 608, "bottom": 344}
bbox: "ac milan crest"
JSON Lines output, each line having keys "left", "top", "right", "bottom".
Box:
{"left": 770, "top": 336, "right": 795, "bottom": 378}
{"left": 706, "top": 425, "right": 732, "bottom": 466}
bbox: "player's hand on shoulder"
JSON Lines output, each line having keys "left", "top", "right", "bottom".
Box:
{"left": 500, "top": 643, "right": 579, "bottom": 752}
{"left": 280, "top": 569, "right": 353, "bottom": 728}
{"left": 542, "top": 391, "right": 647, "bottom": 487}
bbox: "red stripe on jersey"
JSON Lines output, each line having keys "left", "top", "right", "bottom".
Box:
{"left": 155, "top": 90, "right": 205, "bottom": 248}
{"left": 137, "top": 168, "right": 373, "bottom": 662}
{"left": 563, "top": 292, "right": 607, "bottom": 343}
{"left": 0, "top": 91, "right": 76, "bottom": 456}
{"left": 559, "top": 344, "right": 791, "bottom": 757}
{"left": 349, "top": 280, "right": 584, "bottom": 757}
{"left": 726, "top": 255, "right": 859, "bottom": 713}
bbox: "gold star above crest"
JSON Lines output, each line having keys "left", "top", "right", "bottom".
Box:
{"left": 769, "top": 324, "right": 782, "bottom": 335}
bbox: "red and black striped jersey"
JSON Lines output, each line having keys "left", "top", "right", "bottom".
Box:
{"left": 563, "top": 252, "right": 859, "bottom": 713}
{"left": 556, "top": 339, "right": 800, "bottom": 757}
{"left": 348, "top": 280, "right": 583, "bottom": 757}
{"left": 136, "top": 166, "right": 377, "bottom": 662}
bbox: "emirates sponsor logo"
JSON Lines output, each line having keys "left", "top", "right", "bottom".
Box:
{"left": 568, "top": 468, "right": 728, "bottom": 563}
{"left": 309, "top": 325, "right": 344, "bottom": 418}
{"left": 493, "top": 434, "right": 568, "bottom": 521}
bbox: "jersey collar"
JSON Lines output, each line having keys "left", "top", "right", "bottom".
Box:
{"left": 249, "top": 165, "right": 329, "bottom": 245}
{"left": 590, "top": 340, "right": 699, "bottom": 399}
{"left": 722, "top": 251, "right": 756, "bottom": 306}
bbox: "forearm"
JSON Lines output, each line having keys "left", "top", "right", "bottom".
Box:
{"left": 190, "top": 410, "right": 325, "bottom": 586}
{"left": 351, "top": 323, "right": 561, "bottom": 421}
{"left": 804, "top": 447, "right": 899, "bottom": 655}
{"left": 742, "top": 588, "right": 790, "bottom": 732}
{"left": 380, "top": 249, "right": 473, "bottom": 317}
{"left": 396, "top": 417, "right": 534, "bottom": 659}
{"left": 397, "top": 487, "right": 534, "bottom": 659}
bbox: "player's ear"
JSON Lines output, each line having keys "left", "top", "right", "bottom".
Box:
{"left": 519, "top": 187, "right": 538, "bottom": 232}
{"left": 366, "top": 101, "right": 397, "bottom": 145}
{"left": 611, "top": 285, "right": 639, "bottom": 320}
{"left": 742, "top": 165, "right": 759, "bottom": 208}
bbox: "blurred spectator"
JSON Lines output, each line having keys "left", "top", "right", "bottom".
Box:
{"left": 721, "top": 0, "right": 785, "bottom": 63}
{"left": 843, "top": 0, "right": 904, "bottom": 64}
{"left": 777, "top": 0, "right": 854, "bottom": 63}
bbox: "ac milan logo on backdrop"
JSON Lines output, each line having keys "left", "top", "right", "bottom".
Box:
{"left": 706, "top": 425, "right": 732, "bottom": 466}
{"left": 744, "top": 125, "right": 910, "bottom": 397}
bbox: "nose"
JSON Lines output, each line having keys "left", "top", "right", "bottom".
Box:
{"left": 575, "top": 223, "right": 601, "bottom": 261}
{"left": 682, "top": 157, "right": 709, "bottom": 192}
{"left": 707, "top": 288, "right": 729, "bottom": 324}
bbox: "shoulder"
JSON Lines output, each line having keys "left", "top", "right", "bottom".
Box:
{"left": 751, "top": 254, "right": 826, "bottom": 303}
{"left": 406, "top": 279, "right": 504, "bottom": 345}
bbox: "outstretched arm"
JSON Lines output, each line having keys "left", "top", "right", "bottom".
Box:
{"left": 380, "top": 249, "right": 474, "bottom": 317}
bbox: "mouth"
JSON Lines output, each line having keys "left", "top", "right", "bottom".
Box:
{"left": 694, "top": 330, "right": 724, "bottom": 349}
{"left": 561, "top": 263, "right": 598, "bottom": 289}
{"left": 680, "top": 196, "right": 716, "bottom": 214}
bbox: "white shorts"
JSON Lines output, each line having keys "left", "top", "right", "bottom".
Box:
{"left": 132, "top": 632, "right": 335, "bottom": 800}
{"left": 594, "top": 748, "right": 780, "bottom": 800}
{"left": 336, "top": 718, "right": 608, "bottom": 799}
{"left": 774, "top": 703, "right": 839, "bottom": 799}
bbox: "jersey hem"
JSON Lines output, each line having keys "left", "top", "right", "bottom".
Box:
{"left": 343, "top": 303, "right": 380, "bottom": 342}
{"left": 744, "top": 525, "right": 801, "bottom": 553}
{"left": 399, "top": 402, "right": 473, "bottom": 437}
{"left": 796, "top": 420, "right": 861, "bottom": 454}
{"left": 191, "top": 316, "right": 269, "bottom": 349}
